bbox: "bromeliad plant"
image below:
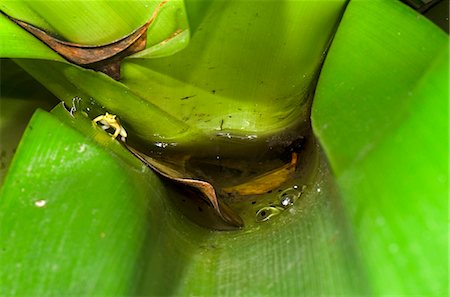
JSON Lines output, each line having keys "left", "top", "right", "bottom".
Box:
{"left": 0, "top": 0, "right": 448, "bottom": 296}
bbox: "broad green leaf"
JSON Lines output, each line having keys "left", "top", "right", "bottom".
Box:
{"left": 0, "top": 13, "right": 63, "bottom": 61}
{"left": 12, "top": 58, "right": 206, "bottom": 143}
{"left": 0, "top": 107, "right": 208, "bottom": 296}
{"left": 120, "top": 0, "right": 346, "bottom": 135}
{"left": 1, "top": 0, "right": 347, "bottom": 150}
{"left": 312, "top": 0, "right": 448, "bottom": 294}
{"left": 0, "top": 105, "right": 365, "bottom": 295}
{"left": 0, "top": 59, "right": 58, "bottom": 183}
{"left": 1, "top": 0, "right": 448, "bottom": 296}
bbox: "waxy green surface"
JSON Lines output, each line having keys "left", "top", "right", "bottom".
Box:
{"left": 1, "top": 0, "right": 448, "bottom": 295}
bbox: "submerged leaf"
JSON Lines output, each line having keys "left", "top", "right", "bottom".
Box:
{"left": 1, "top": 0, "right": 169, "bottom": 79}
{"left": 222, "top": 152, "right": 298, "bottom": 195}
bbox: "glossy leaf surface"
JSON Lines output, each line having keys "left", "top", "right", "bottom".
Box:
{"left": 0, "top": 105, "right": 363, "bottom": 295}
{"left": 0, "top": 0, "right": 189, "bottom": 50}
{"left": 312, "top": 0, "right": 448, "bottom": 295}
{"left": 0, "top": 107, "right": 208, "bottom": 296}
{"left": 1, "top": 0, "right": 346, "bottom": 148}
{"left": 0, "top": 0, "right": 448, "bottom": 296}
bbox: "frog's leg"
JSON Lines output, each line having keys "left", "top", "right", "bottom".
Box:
{"left": 111, "top": 123, "right": 121, "bottom": 139}
{"left": 93, "top": 114, "right": 106, "bottom": 124}
{"left": 119, "top": 127, "right": 128, "bottom": 142}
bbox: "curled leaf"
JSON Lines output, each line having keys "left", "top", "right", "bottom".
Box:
{"left": 125, "top": 145, "right": 244, "bottom": 228}
{"left": 1, "top": 0, "right": 168, "bottom": 79}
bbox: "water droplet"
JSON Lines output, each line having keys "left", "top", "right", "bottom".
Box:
{"left": 78, "top": 144, "right": 87, "bottom": 153}
{"left": 155, "top": 142, "right": 169, "bottom": 148}
{"left": 34, "top": 200, "right": 46, "bottom": 208}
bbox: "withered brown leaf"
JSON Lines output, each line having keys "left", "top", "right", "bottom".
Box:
{"left": 2, "top": 0, "right": 168, "bottom": 80}
{"left": 125, "top": 144, "right": 244, "bottom": 228}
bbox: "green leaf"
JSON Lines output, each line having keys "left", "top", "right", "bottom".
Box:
{"left": 1, "top": 0, "right": 448, "bottom": 296}
{"left": 0, "top": 0, "right": 189, "bottom": 49}
{"left": 0, "top": 59, "right": 58, "bottom": 183}
{"left": 1, "top": 0, "right": 347, "bottom": 148}
{"left": 0, "top": 106, "right": 209, "bottom": 296}
{"left": 12, "top": 58, "right": 205, "bottom": 143}
{"left": 312, "top": 0, "right": 448, "bottom": 294}
{"left": 120, "top": 0, "right": 346, "bottom": 136}
{"left": 0, "top": 105, "right": 365, "bottom": 295}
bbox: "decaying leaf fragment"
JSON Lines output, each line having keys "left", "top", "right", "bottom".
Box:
{"left": 1, "top": 0, "right": 168, "bottom": 80}
{"left": 222, "top": 152, "right": 299, "bottom": 196}
{"left": 125, "top": 145, "right": 244, "bottom": 228}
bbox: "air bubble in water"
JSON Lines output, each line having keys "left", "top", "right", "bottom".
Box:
{"left": 256, "top": 185, "right": 306, "bottom": 222}
{"left": 278, "top": 187, "right": 302, "bottom": 207}
{"left": 280, "top": 196, "right": 293, "bottom": 208}
{"left": 256, "top": 206, "right": 282, "bottom": 222}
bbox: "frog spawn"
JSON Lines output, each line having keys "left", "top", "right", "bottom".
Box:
{"left": 255, "top": 185, "right": 305, "bottom": 222}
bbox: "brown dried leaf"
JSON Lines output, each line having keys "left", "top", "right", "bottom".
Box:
{"left": 222, "top": 153, "right": 299, "bottom": 196}
{"left": 125, "top": 145, "right": 244, "bottom": 228}
{"left": 2, "top": 0, "right": 168, "bottom": 80}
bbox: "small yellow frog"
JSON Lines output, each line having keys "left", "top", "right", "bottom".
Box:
{"left": 93, "top": 112, "right": 127, "bottom": 142}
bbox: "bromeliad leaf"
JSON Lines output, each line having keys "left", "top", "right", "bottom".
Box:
{"left": 1, "top": 0, "right": 346, "bottom": 150}
{"left": 52, "top": 102, "right": 242, "bottom": 229}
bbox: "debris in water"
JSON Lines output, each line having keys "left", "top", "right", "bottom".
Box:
{"left": 125, "top": 144, "right": 244, "bottom": 228}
